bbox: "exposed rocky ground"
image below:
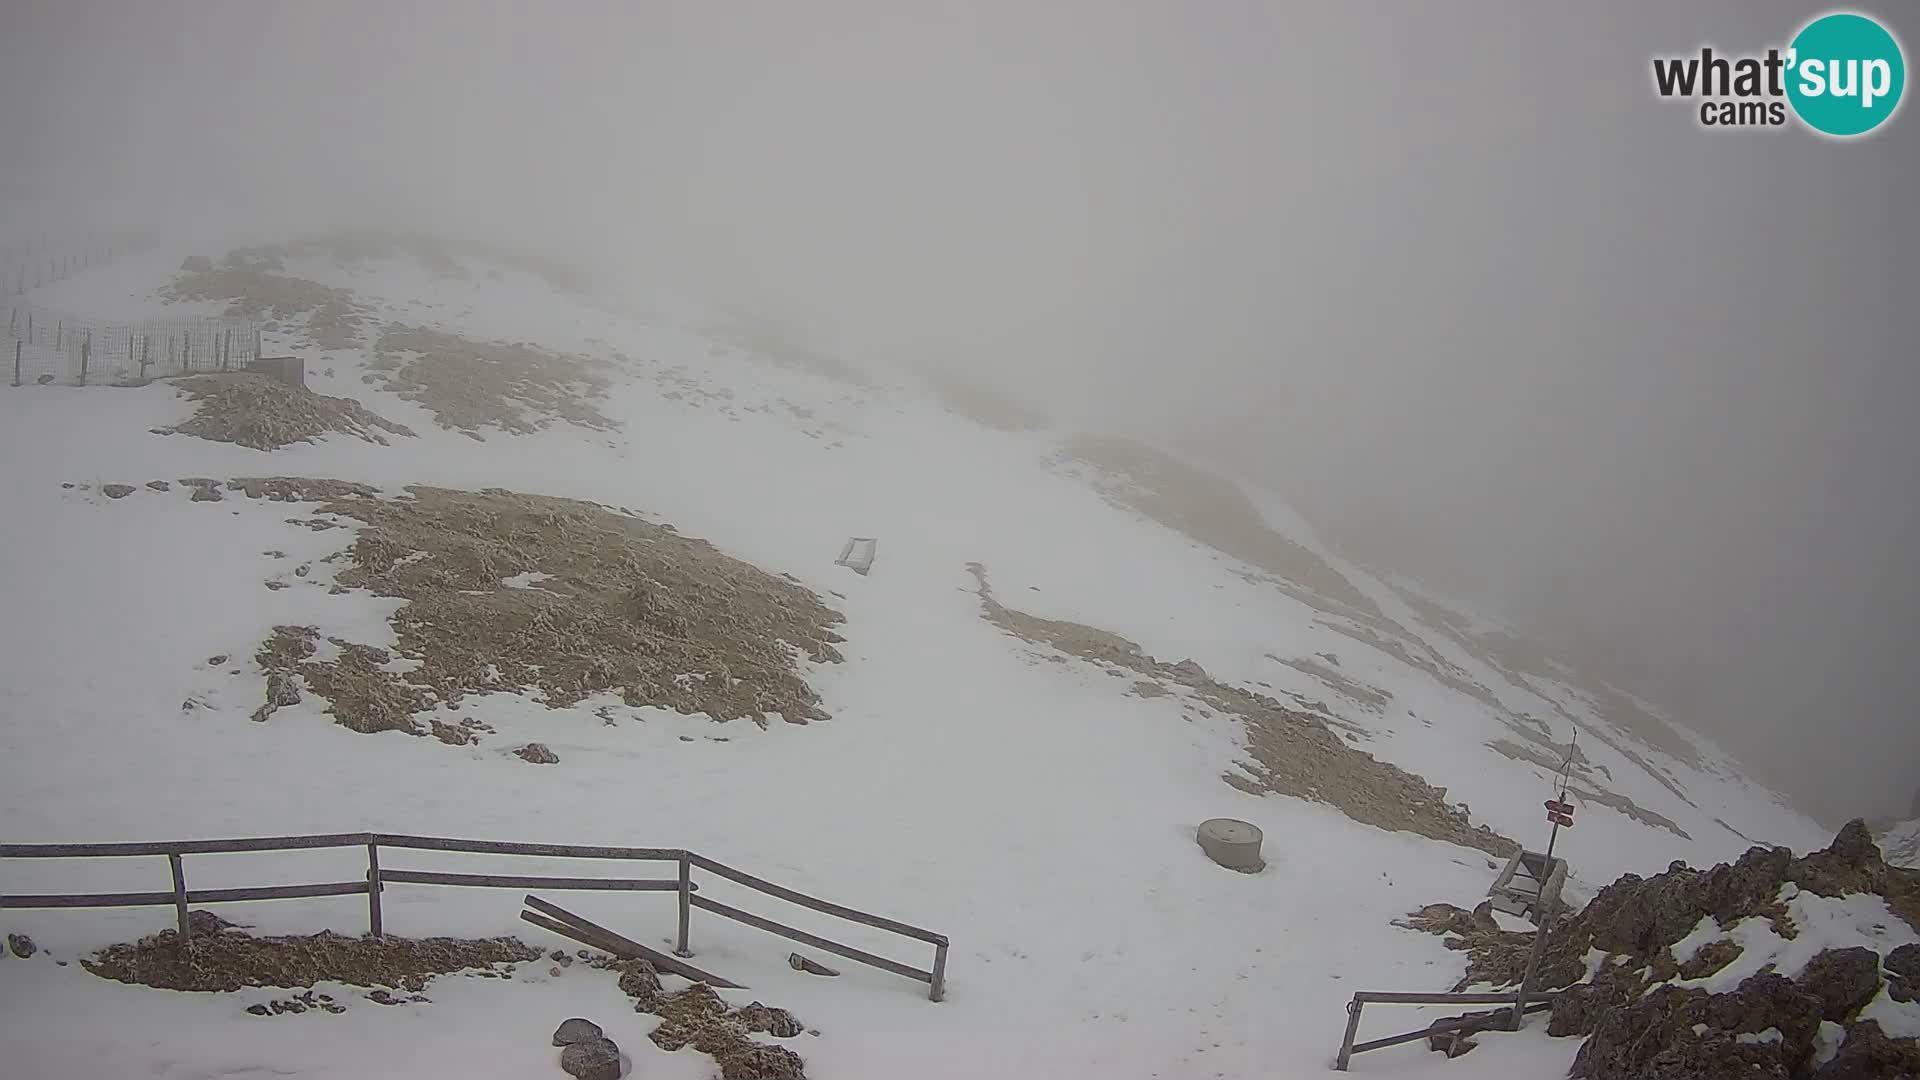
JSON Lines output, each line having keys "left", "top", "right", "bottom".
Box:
{"left": 164, "top": 256, "right": 370, "bottom": 350}
{"left": 368, "top": 324, "right": 615, "bottom": 438}
{"left": 1400, "top": 821, "right": 1920, "bottom": 1078}
{"left": 83, "top": 911, "right": 538, "bottom": 995}
{"left": 966, "top": 562, "right": 1517, "bottom": 858}
{"left": 158, "top": 373, "right": 416, "bottom": 450}
{"left": 235, "top": 479, "right": 843, "bottom": 738}
{"left": 597, "top": 956, "right": 809, "bottom": 1080}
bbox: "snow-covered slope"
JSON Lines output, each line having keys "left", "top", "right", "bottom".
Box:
{"left": 0, "top": 236, "right": 1841, "bottom": 1079}
{"left": 1880, "top": 819, "right": 1920, "bottom": 870}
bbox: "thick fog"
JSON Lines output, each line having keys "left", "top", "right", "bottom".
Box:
{"left": 3, "top": 1, "right": 1915, "bottom": 823}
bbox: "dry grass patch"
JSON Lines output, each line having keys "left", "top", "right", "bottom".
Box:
{"left": 368, "top": 324, "right": 615, "bottom": 438}
{"left": 84, "top": 916, "right": 538, "bottom": 994}
{"left": 597, "top": 960, "right": 808, "bottom": 1080}
{"left": 247, "top": 480, "right": 844, "bottom": 738}
{"left": 966, "top": 563, "right": 1516, "bottom": 857}
{"left": 164, "top": 265, "right": 368, "bottom": 350}
{"left": 159, "top": 373, "right": 414, "bottom": 450}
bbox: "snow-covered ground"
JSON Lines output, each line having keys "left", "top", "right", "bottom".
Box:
{"left": 0, "top": 241, "right": 1840, "bottom": 1079}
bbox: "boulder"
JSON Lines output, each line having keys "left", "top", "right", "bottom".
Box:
{"left": 102, "top": 484, "right": 135, "bottom": 499}
{"left": 7, "top": 933, "right": 36, "bottom": 958}
{"left": 1798, "top": 947, "right": 1883, "bottom": 1022}
{"left": 180, "top": 255, "right": 213, "bottom": 274}
{"left": 1810, "top": 1020, "right": 1920, "bottom": 1079}
{"left": 1550, "top": 961, "right": 1647, "bottom": 1037}
{"left": 559, "top": 1037, "right": 621, "bottom": 1080}
{"left": 1790, "top": 819, "right": 1888, "bottom": 897}
{"left": 1570, "top": 974, "right": 1822, "bottom": 1080}
{"left": 552, "top": 1017, "right": 605, "bottom": 1046}
{"left": 516, "top": 742, "right": 559, "bottom": 765}
{"left": 1884, "top": 942, "right": 1920, "bottom": 1003}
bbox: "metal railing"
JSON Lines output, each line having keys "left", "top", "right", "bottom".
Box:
{"left": 1333, "top": 990, "right": 1558, "bottom": 1070}
{"left": 0, "top": 831, "right": 949, "bottom": 1001}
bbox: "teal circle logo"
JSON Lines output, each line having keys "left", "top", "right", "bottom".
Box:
{"left": 1787, "top": 12, "right": 1906, "bottom": 137}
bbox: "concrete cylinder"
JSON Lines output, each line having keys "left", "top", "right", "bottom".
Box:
{"left": 1197, "top": 818, "right": 1264, "bottom": 872}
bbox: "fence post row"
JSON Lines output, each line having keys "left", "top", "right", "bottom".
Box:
{"left": 0, "top": 833, "right": 950, "bottom": 1001}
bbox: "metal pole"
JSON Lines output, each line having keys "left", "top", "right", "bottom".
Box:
{"left": 1335, "top": 996, "right": 1364, "bottom": 1071}
{"left": 1508, "top": 888, "right": 1558, "bottom": 1030}
{"left": 366, "top": 843, "right": 384, "bottom": 938}
{"left": 168, "top": 853, "right": 192, "bottom": 947}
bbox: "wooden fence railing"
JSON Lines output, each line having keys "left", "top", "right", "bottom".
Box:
{"left": 0, "top": 832, "right": 948, "bottom": 1001}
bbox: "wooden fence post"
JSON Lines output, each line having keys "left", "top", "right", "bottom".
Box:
{"left": 223, "top": 329, "right": 232, "bottom": 371}
{"left": 366, "top": 843, "right": 384, "bottom": 938}
{"left": 930, "top": 941, "right": 948, "bottom": 1002}
{"left": 79, "top": 332, "right": 90, "bottom": 386}
{"left": 12, "top": 339, "right": 20, "bottom": 386}
{"left": 168, "top": 853, "right": 192, "bottom": 947}
{"left": 675, "top": 854, "right": 693, "bottom": 957}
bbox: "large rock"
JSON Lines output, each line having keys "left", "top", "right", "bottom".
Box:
{"left": 1570, "top": 974, "right": 1821, "bottom": 1080}
{"left": 1579, "top": 844, "right": 1793, "bottom": 957}
{"left": 553, "top": 1017, "right": 604, "bottom": 1046}
{"left": 559, "top": 1037, "right": 621, "bottom": 1080}
{"left": 1550, "top": 961, "right": 1647, "bottom": 1037}
{"left": 1790, "top": 819, "right": 1888, "bottom": 897}
{"left": 516, "top": 742, "right": 559, "bottom": 765}
{"left": 1885, "top": 942, "right": 1920, "bottom": 1003}
{"left": 1798, "top": 947, "right": 1884, "bottom": 1022}
{"left": 1810, "top": 1020, "right": 1920, "bottom": 1079}
{"left": 7, "top": 933, "right": 36, "bottom": 958}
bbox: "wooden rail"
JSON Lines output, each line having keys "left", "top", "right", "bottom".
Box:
{"left": 0, "top": 831, "right": 948, "bottom": 1001}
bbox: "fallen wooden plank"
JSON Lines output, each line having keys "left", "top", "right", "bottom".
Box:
{"left": 789, "top": 952, "right": 840, "bottom": 977}
{"left": 521, "top": 894, "right": 744, "bottom": 989}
